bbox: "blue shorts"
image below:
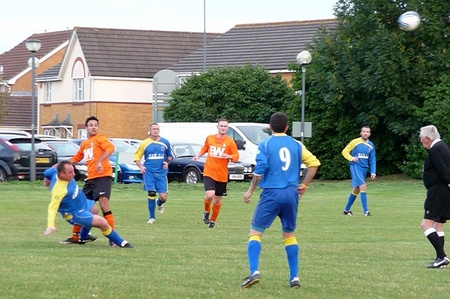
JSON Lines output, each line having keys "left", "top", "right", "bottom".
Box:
{"left": 251, "top": 185, "right": 299, "bottom": 233}
{"left": 350, "top": 164, "right": 368, "bottom": 188}
{"left": 142, "top": 171, "right": 168, "bottom": 193}
{"left": 62, "top": 200, "right": 95, "bottom": 227}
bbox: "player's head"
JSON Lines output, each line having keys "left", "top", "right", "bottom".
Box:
{"left": 148, "top": 123, "right": 160, "bottom": 139}
{"left": 217, "top": 118, "right": 229, "bottom": 136}
{"left": 360, "top": 126, "right": 371, "bottom": 140}
{"left": 270, "top": 112, "right": 288, "bottom": 133}
{"left": 420, "top": 125, "right": 440, "bottom": 149}
{"left": 85, "top": 116, "right": 99, "bottom": 137}
{"left": 57, "top": 160, "right": 75, "bottom": 181}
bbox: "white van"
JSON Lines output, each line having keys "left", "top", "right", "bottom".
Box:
{"left": 157, "top": 122, "right": 271, "bottom": 165}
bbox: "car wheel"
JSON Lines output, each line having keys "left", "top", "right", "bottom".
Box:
{"left": 184, "top": 167, "right": 200, "bottom": 184}
{"left": 0, "top": 168, "right": 7, "bottom": 182}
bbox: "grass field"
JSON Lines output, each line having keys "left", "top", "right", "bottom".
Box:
{"left": 0, "top": 175, "right": 446, "bottom": 298}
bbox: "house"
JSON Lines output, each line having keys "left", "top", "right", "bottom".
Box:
{"left": 0, "top": 30, "right": 72, "bottom": 130}
{"left": 172, "top": 19, "right": 337, "bottom": 83}
{"left": 37, "top": 27, "right": 220, "bottom": 139}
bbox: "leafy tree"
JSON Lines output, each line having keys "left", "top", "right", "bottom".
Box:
{"left": 290, "top": 0, "right": 450, "bottom": 179}
{"left": 164, "top": 65, "right": 296, "bottom": 123}
{"left": 401, "top": 75, "right": 450, "bottom": 178}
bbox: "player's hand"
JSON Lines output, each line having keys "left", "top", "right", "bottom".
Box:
{"left": 370, "top": 174, "right": 376, "bottom": 180}
{"left": 97, "top": 163, "right": 103, "bottom": 173}
{"left": 44, "top": 227, "right": 57, "bottom": 236}
{"left": 139, "top": 166, "right": 146, "bottom": 174}
{"left": 298, "top": 184, "right": 308, "bottom": 195}
{"left": 243, "top": 190, "right": 253, "bottom": 203}
{"left": 43, "top": 178, "right": 50, "bottom": 187}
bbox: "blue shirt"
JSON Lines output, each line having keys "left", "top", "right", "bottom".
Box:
{"left": 133, "top": 137, "right": 173, "bottom": 173}
{"left": 254, "top": 134, "right": 303, "bottom": 189}
{"left": 342, "top": 137, "right": 376, "bottom": 174}
{"left": 44, "top": 167, "right": 91, "bottom": 227}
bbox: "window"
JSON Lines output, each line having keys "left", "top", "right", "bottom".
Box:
{"left": 45, "top": 82, "right": 52, "bottom": 103}
{"left": 74, "top": 79, "right": 84, "bottom": 101}
{"left": 78, "top": 129, "right": 87, "bottom": 139}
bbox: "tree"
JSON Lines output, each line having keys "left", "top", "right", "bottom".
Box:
{"left": 290, "top": 0, "right": 450, "bottom": 179}
{"left": 164, "top": 65, "right": 296, "bottom": 123}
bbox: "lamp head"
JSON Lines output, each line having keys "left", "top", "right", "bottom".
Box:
{"left": 296, "top": 51, "right": 312, "bottom": 65}
{"left": 28, "top": 57, "right": 41, "bottom": 68}
{"left": 25, "top": 39, "right": 42, "bottom": 53}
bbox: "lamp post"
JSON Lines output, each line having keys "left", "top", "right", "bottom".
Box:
{"left": 25, "top": 39, "right": 42, "bottom": 182}
{"left": 296, "top": 51, "right": 312, "bottom": 143}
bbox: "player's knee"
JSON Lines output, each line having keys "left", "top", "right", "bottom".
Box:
{"left": 148, "top": 191, "right": 157, "bottom": 200}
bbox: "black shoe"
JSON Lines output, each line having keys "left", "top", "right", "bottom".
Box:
{"left": 59, "top": 237, "right": 76, "bottom": 244}
{"left": 79, "top": 234, "right": 97, "bottom": 243}
{"left": 86, "top": 234, "right": 97, "bottom": 242}
{"left": 203, "top": 212, "right": 210, "bottom": 224}
{"left": 109, "top": 240, "right": 117, "bottom": 248}
{"left": 241, "top": 273, "right": 260, "bottom": 288}
{"left": 78, "top": 240, "right": 87, "bottom": 245}
{"left": 343, "top": 210, "right": 353, "bottom": 216}
{"left": 120, "top": 241, "right": 134, "bottom": 248}
{"left": 208, "top": 221, "right": 215, "bottom": 228}
{"left": 427, "top": 257, "right": 450, "bottom": 269}
{"left": 290, "top": 277, "right": 301, "bottom": 288}
{"left": 364, "top": 211, "right": 372, "bottom": 217}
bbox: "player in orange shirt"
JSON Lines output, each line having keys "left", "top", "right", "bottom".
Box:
{"left": 61, "top": 116, "right": 117, "bottom": 246}
{"left": 193, "top": 118, "right": 239, "bottom": 228}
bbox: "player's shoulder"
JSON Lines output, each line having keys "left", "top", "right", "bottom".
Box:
{"left": 159, "top": 136, "right": 171, "bottom": 144}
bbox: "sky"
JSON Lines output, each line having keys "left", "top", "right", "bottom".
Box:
{"left": 1, "top": 0, "right": 337, "bottom": 54}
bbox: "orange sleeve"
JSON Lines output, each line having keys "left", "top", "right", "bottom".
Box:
{"left": 226, "top": 137, "right": 239, "bottom": 162}
{"left": 71, "top": 143, "right": 85, "bottom": 163}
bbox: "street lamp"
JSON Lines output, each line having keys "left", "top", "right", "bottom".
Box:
{"left": 26, "top": 39, "right": 42, "bottom": 182}
{"left": 296, "top": 51, "right": 312, "bottom": 143}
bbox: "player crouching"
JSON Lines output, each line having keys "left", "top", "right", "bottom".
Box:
{"left": 43, "top": 161, "right": 133, "bottom": 248}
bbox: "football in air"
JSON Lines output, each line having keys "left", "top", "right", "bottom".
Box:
{"left": 398, "top": 11, "right": 421, "bottom": 31}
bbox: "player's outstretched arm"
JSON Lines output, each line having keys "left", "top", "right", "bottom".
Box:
{"left": 43, "top": 226, "right": 57, "bottom": 236}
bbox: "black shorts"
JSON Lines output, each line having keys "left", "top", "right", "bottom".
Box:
{"left": 204, "top": 176, "right": 227, "bottom": 196}
{"left": 83, "top": 176, "right": 113, "bottom": 201}
{"left": 423, "top": 183, "right": 450, "bottom": 222}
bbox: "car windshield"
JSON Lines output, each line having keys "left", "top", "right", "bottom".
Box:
{"left": 46, "top": 142, "right": 80, "bottom": 156}
{"left": 110, "top": 140, "right": 137, "bottom": 153}
{"left": 172, "top": 144, "right": 201, "bottom": 158}
{"left": 235, "top": 125, "right": 271, "bottom": 144}
{"left": 12, "top": 142, "right": 54, "bottom": 151}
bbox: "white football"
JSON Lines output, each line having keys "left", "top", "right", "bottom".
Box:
{"left": 398, "top": 11, "right": 421, "bottom": 31}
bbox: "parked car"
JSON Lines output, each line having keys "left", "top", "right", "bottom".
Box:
{"left": 42, "top": 139, "right": 88, "bottom": 181}
{"left": 0, "top": 135, "right": 58, "bottom": 181}
{"left": 108, "top": 139, "right": 142, "bottom": 183}
{"left": 168, "top": 142, "right": 253, "bottom": 184}
{"left": 0, "top": 130, "right": 31, "bottom": 137}
{"left": 110, "top": 138, "right": 143, "bottom": 148}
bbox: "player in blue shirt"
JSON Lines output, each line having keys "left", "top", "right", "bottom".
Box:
{"left": 134, "top": 123, "right": 173, "bottom": 224}
{"left": 342, "top": 126, "right": 376, "bottom": 216}
{"left": 240, "top": 112, "right": 320, "bottom": 289}
{"left": 43, "top": 161, "right": 133, "bottom": 248}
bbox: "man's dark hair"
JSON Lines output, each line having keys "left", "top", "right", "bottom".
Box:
{"left": 270, "top": 112, "right": 288, "bottom": 133}
{"left": 85, "top": 116, "right": 99, "bottom": 126}
{"left": 217, "top": 118, "right": 229, "bottom": 124}
{"left": 57, "top": 160, "right": 73, "bottom": 173}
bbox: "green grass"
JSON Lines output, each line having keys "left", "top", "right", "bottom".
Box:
{"left": 0, "top": 175, "right": 444, "bottom": 298}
